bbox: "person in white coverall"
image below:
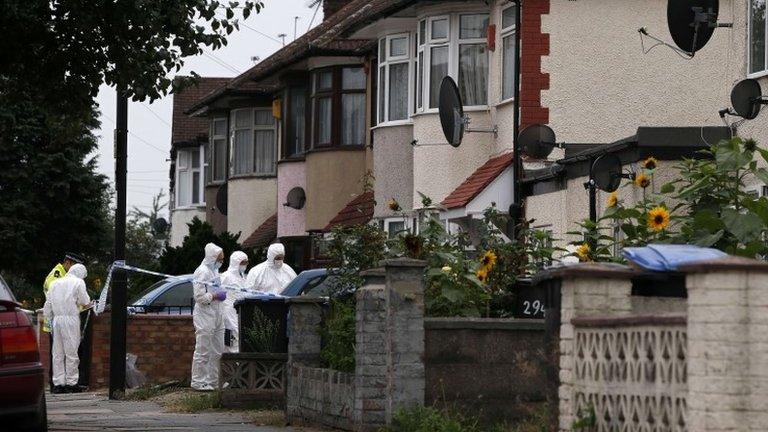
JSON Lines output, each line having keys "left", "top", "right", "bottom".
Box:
{"left": 43, "top": 263, "right": 90, "bottom": 393}
{"left": 220, "top": 251, "right": 248, "bottom": 353}
{"left": 246, "top": 243, "right": 297, "bottom": 294}
{"left": 191, "top": 243, "right": 227, "bottom": 391}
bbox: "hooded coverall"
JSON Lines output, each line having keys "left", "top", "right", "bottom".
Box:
{"left": 191, "top": 243, "right": 226, "bottom": 390}
{"left": 246, "top": 243, "right": 297, "bottom": 294}
{"left": 220, "top": 251, "right": 248, "bottom": 353}
{"left": 43, "top": 264, "right": 90, "bottom": 387}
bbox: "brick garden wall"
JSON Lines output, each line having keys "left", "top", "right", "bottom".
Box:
{"left": 40, "top": 312, "right": 196, "bottom": 388}
{"left": 287, "top": 365, "right": 354, "bottom": 429}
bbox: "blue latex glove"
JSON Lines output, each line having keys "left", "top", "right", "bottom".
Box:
{"left": 213, "top": 290, "right": 227, "bottom": 302}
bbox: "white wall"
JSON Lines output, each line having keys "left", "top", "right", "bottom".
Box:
{"left": 227, "top": 177, "right": 277, "bottom": 240}
{"left": 169, "top": 207, "right": 206, "bottom": 247}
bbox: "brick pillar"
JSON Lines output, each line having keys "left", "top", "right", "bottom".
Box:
{"left": 680, "top": 257, "right": 768, "bottom": 432}
{"left": 354, "top": 258, "right": 426, "bottom": 431}
{"left": 287, "top": 298, "right": 325, "bottom": 367}
{"left": 541, "top": 264, "right": 634, "bottom": 432}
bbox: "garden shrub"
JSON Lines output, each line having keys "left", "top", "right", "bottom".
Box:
{"left": 319, "top": 300, "right": 356, "bottom": 372}
{"left": 244, "top": 308, "right": 280, "bottom": 353}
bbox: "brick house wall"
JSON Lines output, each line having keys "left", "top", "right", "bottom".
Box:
{"left": 520, "top": 0, "right": 550, "bottom": 130}
{"left": 40, "top": 312, "right": 196, "bottom": 388}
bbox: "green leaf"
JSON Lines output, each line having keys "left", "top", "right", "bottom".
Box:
{"left": 691, "top": 229, "right": 724, "bottom": 247}
{"left": 691, "top": 209, "right": 724, "bottom": 232}
{"left": 660, "top": 182, "right": 676, "bottom": 194}
{"left": 463, "top": 274, "right": 484, "bottom": 288}
{"left": 441, "top": 285, "right": 465, "bottom": 303}
{"left": 756, "top": 168, "right": 768, "bottom": 186}
{"left": 722, "top": 208, "right": 764, "bottom": 244}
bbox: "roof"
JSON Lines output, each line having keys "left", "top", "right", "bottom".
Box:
{"left": 188, "top": 0, "right": 419, "bottom": 113}
{"left": 324, "top": 191, "right": 375, "bottom": 231}
{"left": 242, "top": 213, "right": 278, "bottom": 250}
{"left": 171, "top": 77, "right": 231, "bottom": 146}
{"left": 441, "top": 152, "right": 514, "bottom": 210}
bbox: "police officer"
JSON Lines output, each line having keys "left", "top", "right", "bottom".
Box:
{"left": 43, "top": 252, "right": 85, "bottom": 391}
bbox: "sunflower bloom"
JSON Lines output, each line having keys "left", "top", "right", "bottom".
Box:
{"left": 476, "top": 267, "right": 488, "bottom": 283}
{"left": 643, "top": 156, "right": 658, "bottom": 171}
{"left": 607, "top": 192, "right": 618, "bottom": 208}
{"left": 635, "top": 173, "right": 651, "bottom": 188}
{"left": 575, "top": 243, "right": 591, "bottom": 262}
{"left": 388, "top": 198, "right": 401, "bottom": 212}
{"left": 480, "top": 250, "right": 498, "bottom": 270}
{"left": 647, "top": 206, "right": 670, "bottom": 232}
{"left": 441, "top": 265, "right": 452, "bottom": 273}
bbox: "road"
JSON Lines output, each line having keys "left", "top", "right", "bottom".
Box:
{"left": 47, "top": 392, "right": 313, "bottom": 432}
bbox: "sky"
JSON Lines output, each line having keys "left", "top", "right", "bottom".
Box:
{"left": 93, "top": 1, "right": 322, "bottom": 217}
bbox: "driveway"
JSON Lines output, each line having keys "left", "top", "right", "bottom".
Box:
{"left": 47, "top": 392, "right": 316, "bottom": 432}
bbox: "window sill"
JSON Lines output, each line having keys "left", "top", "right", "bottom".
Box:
{"left": 229, "top": 173, "right": 277, "bottom": 181}
{"left": 277, "top": 156, "right": 306, "bottom": 165}
{"left": 305, "top": 145, "right": 366, "bottom": 155}
{"left": 747, "top": 70, "right": 768, "bottom": 80}
{"left": 412, "top": 106, "right": 491, "bottom": 117}
{"left": 206, "top": 181, "right": 226, "bottom": 187}
{"left": 173, "top": 205, "right": 207, "bottom": 211}
{"left": 371, "top": 120, "right": 414, "bottom": 130}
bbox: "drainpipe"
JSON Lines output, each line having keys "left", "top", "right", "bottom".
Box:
{"left": 511, "top": 1, "right": 524, "bottom": 231}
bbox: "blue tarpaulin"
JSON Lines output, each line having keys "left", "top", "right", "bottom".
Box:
{"left": 622, "top": 244, "right": 727, "bottom": 271}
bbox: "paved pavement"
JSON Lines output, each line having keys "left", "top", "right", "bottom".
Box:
{"left": 47, "top": 392, "right": 312, "bottom": 432}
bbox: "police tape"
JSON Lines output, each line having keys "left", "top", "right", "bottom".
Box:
{"left": 93, "top": 260, "right": 278, "bottom": 315}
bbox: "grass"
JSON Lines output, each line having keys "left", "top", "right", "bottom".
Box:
{"left": 124, "top": 383, "right": 182, "bottom": 401}
{"left": 166, "top": 391, "right": 222, "bottom": 413}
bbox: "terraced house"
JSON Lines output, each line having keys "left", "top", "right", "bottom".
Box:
{"left": 170, "top": 0, "right": 768, "bottom": 264}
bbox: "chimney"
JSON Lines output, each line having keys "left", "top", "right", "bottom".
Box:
{"left": 323, "top": 0, "right": 347, "bottom": 20}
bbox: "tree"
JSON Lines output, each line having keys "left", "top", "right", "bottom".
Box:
{"left": 129, "top": 190, "right": 169, "bottom": 241}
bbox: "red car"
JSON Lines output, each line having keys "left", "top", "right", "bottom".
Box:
{"left": 0, "top": 275, "right": 47, "bottom": 432}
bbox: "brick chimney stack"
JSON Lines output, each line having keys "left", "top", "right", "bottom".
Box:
{"left": 323, "top": 0, "right": 347, "bottom": 20}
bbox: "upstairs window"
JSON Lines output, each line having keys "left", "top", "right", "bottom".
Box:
{"left": 378, "top": 33, "right": 412, "bottom": 123}
{"left": 501, "top": 5, "right": 517, "bottom": 101}
{"left": 176, "top": 146, "right": 205, "bottom": 207}
{"left": 311, "top": 66, "right": 367, "bottom": 148}
{"left": 284, "top": 85, "right": 308, "bottom": 158}
{"left": 750, "top": 0, "right": 767, "bottom": 75}
{"left": 210, "top": 118, "right": 227, "bottom": 183}
{"left": 418, "top": 12, "right": 490, "bottom": 111}
{"left": 230, "top": 108, "right": 276, "bottom": 176}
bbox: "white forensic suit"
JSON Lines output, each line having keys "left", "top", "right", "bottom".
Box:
{"left": 246, "top": 243, "right": 297, "bottom": 294}
{"left": 43, "top": 264, "right": 90, "bottom": 387}
{"left": 190, "top": 243, "right": 226, "bottom": 391}
{"left": 220, "top": 251, "right": 248, "bottom": 354}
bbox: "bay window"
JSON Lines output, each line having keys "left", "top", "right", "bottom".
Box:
{"left": 284, "top": 85, "right": 308, "bottom": 158}
{"left": 378, "top": 33, "right": 413, "bottom": 123}
{"left": 230, "top": 107, "right": 276, "bottom": 176}
{"left": 750, "top": 0, "right": 767, "bottom": 75}
{"left": 210, "top": 118, "right": 227, "bottom": 182}
{"left": 417, "top": 12, "right": 489, "bottom": 110}
{"left": 176, "top": 146, "right": 205, "bottom": 207}
{"left": 311, "top": 66, "right": 366, "bottom": 147}
{"left": 501, "top": 5, "right": 517, "bottom": 101}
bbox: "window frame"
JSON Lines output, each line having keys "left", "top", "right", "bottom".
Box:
{"left": 377, "top": 32, "right": 415, "bottom": 125}
{"left": 310, "top": 65, "right": 367, "bottom": 148}
{"left": 500, "top": 4, "right": 517, "bottom": 103}
{"left": 416, "top": 12, "right": 490, "bottom": 113}
{"left": 282, "top": 84, "right": 310, "bottom": 159}
{"left": 749, "top": 0, "right": 768, "bottom": 78}
{"left": 229, "top": 107, "right": 277, "bottom": 177}
{"left": 209, "top": 117, "right": 227, "bottom": 184}
{"left": 175, "top": 146, "right": 206, "bottom": 208}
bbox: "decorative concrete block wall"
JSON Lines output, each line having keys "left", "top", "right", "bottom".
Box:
{"left": 681, "top": 257, "right": 768, "bottom": 432}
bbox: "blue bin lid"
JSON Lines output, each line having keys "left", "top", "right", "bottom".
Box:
{"left": 623, "top": 244, "right": 727, "bottom": 271}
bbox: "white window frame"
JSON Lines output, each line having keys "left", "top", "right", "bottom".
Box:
{"left": 378, "top": 33, "right": 415, "bottom": 125}
{"left": 175, "top": 146, "right": 205, "bottom": 208}
{"left": 210, "top": 117, "right": 227, "bottom": 183}
{"left": 229, "top": 108, "right": 277, "bottom": 177}
{"left": 417, "top": 12, "right": 490, "bottom": 113}
{"left": 500, "top": 4, "right": 517, "bottom": 103}
{"left": 416, "top": 19, "right": 426, "bottom": 112}
{"left": 384, "top": 217, "right": 411, "bottom": 238}
{"left": 749, "top": 0, "right": 768, "bottom": 78}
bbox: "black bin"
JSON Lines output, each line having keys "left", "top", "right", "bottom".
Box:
{"left": 235, "top": 297, "right": 289, "bottom": 353}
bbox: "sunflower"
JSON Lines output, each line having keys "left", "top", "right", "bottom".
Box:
{"left": 480, "top": 250, "right": 498, "bottom": 270}
{"left": 635, "top": 173, "right": 651, "bottom": 189}
{"left": 441, "top": 265, "right": 452, "bottom": 273}
{"left": 476, "top": 267, "right": 488, "bottom": 283}
{"left": 647, "top": 206, "right": 670, "bottom": 232}
{"left": 642, "top": 156, "right": 658, "bottom": 171}
{"left": 575, "top": 243, "right": 591, "bottom": 262}
{"left": 607, "top": 192, "right": 618, "bottom": 208}
{"left": 388, "top": 198, "right": 401, "bottom": 212}
{"left": 744, "top": 138, "right": 758, "bottom": 152}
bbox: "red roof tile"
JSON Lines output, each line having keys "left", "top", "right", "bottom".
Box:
{"left": 172, "top": 76, "right": 231, "bottom": 146}
{"left": 242, "top": 213, "right": 278, "bottom": 249}
{"left": 324, "top": 191, "right": 375, "bottom": 231}
{"left": 441, "top": 152, "right": 514, "bottom": 210}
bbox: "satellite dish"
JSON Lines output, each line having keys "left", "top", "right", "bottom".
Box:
{"left": 216, "top": 183, "right": 228, "bottom": 215}
{"left": 439, "top": 76, "right": 464, "bottom": 147}
{"left": 437, "top": 76, "right": 497, "bottom": 147}
{"left": 667, "top": 0, "right": 719, "bottom": 55}
{"left": 590, "top": 154, "right": 623, "bottom": 193}
{"left": 730, "top": 79, "right": 766, "bottom": 120}
{"left": 284, "top": 187, "right": 306, "bottom": 209}
{"left": 518, "top": 124, "right": 557, "bottom": 159}
{"left": 152, "top": 217, "right": 168, "bottom": 236}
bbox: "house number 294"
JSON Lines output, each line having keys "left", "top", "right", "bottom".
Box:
{"left": 523, "top": 300, "right": 545, "bottom": 317}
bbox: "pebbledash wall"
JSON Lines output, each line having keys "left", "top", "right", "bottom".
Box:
{"left": 39, "top": 313, "right": 196, "bottom": 388}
